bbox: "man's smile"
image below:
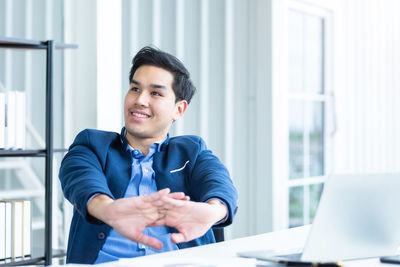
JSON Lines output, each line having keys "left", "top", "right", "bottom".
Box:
{"left": 129, "top": 110, "right": 151, "bottom": 120}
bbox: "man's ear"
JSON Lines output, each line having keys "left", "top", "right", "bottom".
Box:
{"left": 173, "top": 100, "right": 188, "bottom": 121}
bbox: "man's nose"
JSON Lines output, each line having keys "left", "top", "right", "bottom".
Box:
{"left": 135, "top": 91, "right": 149, "bottom": 106}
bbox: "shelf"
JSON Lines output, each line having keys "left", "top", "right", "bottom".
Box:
{"left": 0, "top": 249, "right": 66, "bottom": 266}
{"left": 0, "top": 149, "right": 46, "bottom": 157}
{"left": 0, "top": 36, "right": 77, "bottom": 49}
{"left": 0, "top": 149, "right": 68, "bottom": 157}
{"left": 0, "top": 36, "right": 77, "bottom": 266}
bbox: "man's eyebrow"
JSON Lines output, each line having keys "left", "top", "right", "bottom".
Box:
{"left": 149, "top": 84, "right": 166, "bottom": 89}
{"left": 130, "top": 79, "right": 166, "bottom": 89}
{"left": 131, "top": 79, "right": 141, "bottom": 85}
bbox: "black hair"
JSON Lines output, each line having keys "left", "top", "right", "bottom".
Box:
{"left": 129, "top": 46, "right": 196, "bottom": 104}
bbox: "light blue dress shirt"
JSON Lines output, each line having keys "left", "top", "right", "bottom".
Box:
{"left": 94, "top": 140, "right": 178, "bottom": 263}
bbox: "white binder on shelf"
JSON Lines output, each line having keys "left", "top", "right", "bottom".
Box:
{"left": 5, "top": 91, "right": 16, "bottom": 149}
{"left": 23, "top": 201, "right": 31, "bottom": 258}
{"left": 15, "top": 92, "right": 26, "bottom": 150}
{"left": 0, "top": 92, "right": 5, "bottom": 149}
{"left": 1, "top": 200, "right": 31, "bottom": 262}
{"left": 5, "top": 201, "right": 12, "bottom": 261}
{"left": 12, "top": 200, "right": 23, "bottom": 259}
{"left": 0, "top": 201, "right": 5, "bottom": 261}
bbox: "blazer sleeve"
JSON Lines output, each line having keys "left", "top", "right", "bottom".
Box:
{"left": 59, "top": 130, "right": 114, "bottom": 223}
{"left": 189, "top": 139, "right": 238, "bottom": 227}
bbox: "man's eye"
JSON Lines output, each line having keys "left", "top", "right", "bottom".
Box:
{"left": 131, "top": 87, "right": 140, "bottom": 92}
{"left": 151, "top": 91, "right": 161, "bottom": 96}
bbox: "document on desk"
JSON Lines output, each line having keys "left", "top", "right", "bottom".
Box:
{"left": 117, "top": 257, "right": 259, "bottom": 267}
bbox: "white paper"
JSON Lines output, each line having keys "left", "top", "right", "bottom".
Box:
{"left": 117, "top": 257, "right": 258, "bottom": 267}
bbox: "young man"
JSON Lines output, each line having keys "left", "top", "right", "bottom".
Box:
{"left": 59, "top": 47, "right": 238, "bottom": 264}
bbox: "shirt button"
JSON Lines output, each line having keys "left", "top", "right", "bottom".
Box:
{"left": 134, "top": 150, "right": 139, "bottom": 155}
{"left": 97, "top": 232, "right": 106, "bottom": 240}
{"left": 139, "top": 244, "right": 145, "bottom": 249}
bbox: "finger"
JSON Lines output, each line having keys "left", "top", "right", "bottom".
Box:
{"left": 150, "top": 217, "right": 166, "bottom": 227}
{"left": 168, "top": 193, "right": 190, "bottom": 201}
{"left": 158, "top": 208, "right": 168, "bottom": 214}
{"left": 143, "top": 188, "right": 170, "bottom": 203}
{"left": 140, "top": 204, "right": 159, "bottom": 213}
{"left": 168, "top": 192, "right": 186, "bottom": 200}
{"left": 158, "top": 188, "right": 171, "bottom": 195}
{"left": 152, "top": 199, "right": 165, "bottom": 207}
{"left": 161, "top": 196, "right": 186, "bottom": 207}
{"left": 154, "top": 195, "right": 189, "bottom": 208}
{"left": 136, "top": 233, "right": 164, "bottom": 250}
{"left": 157, "top": 201, "right": 174, "bottom": 210}
{"left": 171, "top": 232, "right": 187, "bottom": 244}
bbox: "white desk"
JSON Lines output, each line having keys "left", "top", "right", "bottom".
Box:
{"left": 111, "top": 225, "right": 388, "bottom": 267}
{"left": 57, "top": 226, "right": 390, "bottom": 266}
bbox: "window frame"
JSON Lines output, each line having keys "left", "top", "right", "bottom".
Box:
{"left": 272, "top": 0, "right": 334, "bottom": 229}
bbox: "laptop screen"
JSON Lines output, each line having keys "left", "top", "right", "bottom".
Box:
{"left": 302, "top": 173, "right": 400, "bottom": 261}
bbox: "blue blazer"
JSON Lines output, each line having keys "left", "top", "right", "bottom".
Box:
{"left": 59, "top": 128, "right": 238, "bottom": 264}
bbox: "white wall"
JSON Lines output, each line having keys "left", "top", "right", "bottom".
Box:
{"left": 333, "top": 0, "right": 400, "bottom": 174}
{"left": 64, "top": 0, "right": 123, "bottom": 141}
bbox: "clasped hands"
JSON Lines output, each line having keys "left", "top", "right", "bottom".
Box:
{"left": 87, "top": 188, "right": 227, "bottom": 250}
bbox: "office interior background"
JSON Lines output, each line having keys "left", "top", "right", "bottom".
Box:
{"left": 1, "top": 0, "right": 400, "bottom": 256}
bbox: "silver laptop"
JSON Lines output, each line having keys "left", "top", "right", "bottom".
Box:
{"left": 238, "top": 173, "right": 400, "bottom": 263}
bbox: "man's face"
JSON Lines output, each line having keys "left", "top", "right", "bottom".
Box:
{"left": 124, "top": 65, "right": 187, "bottom": 144}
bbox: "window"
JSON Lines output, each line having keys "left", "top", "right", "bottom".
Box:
{"left": 287, "top": 2, "right": 333, "bottom": 227}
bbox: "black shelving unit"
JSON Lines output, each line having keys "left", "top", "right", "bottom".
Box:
{"left": 0, "top": 36, "right": 77, "bottom": 266}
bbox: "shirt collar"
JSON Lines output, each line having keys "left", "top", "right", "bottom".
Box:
{"left": 120, "top": 127, "right": 168, "bottom": 154}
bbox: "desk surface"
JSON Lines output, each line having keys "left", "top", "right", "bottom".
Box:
{"left": 58, "top": 226, "right": 389, "bottom": 267}
{"left": 109, "top": 225, "right": 388, "bottom": 267}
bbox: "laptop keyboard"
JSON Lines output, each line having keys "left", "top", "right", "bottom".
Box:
{"left": 275, "top": 253, "right": 302, "bottom": 260}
